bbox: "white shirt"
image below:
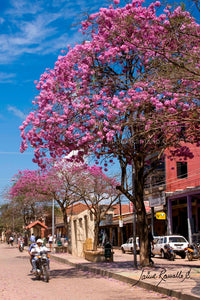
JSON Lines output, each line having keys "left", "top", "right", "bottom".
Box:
{"left": 31, "top": 245, "right": 49, "bottom": 256}
{"left": 48, "top": 235, "right": 53, "bottom": 242}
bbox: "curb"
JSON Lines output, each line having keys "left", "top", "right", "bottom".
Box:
{"left": 51, "top": 255, "right": 199, "bottom": 300}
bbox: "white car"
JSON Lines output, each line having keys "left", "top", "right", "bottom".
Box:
{"left": 152, "top": 235, "right": 188, "bottom": 259}
{"left": 121, "top": 237, "right": 140, "bottom": 254}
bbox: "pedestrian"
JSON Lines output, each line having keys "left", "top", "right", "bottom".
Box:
{"left": 64, "top": 237, "right": 68, "bottom": 248}
{"left": 30, "top": 233, "right": 36, "bottom": 243}
{"left": 17, "top": 236, "right": 24, "bottom": 250}
{"left": 61, "top": 236, "right": 65, "bottom": 246}
{"left": 9, "top": 236, "right": 14, "bottom": 246}
{"left": 148, "top": 225, "right": 154, "bottom": 265}
{"left": 48, "top": 234, "right": 53, "bottom": 251}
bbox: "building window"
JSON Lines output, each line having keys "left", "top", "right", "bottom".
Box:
{"left": 177, "top": 162, "right": 188, "bottom": 179}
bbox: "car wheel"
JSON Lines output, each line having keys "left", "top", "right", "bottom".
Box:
{"left": 181, "top": 252, "right": 186, "bottom": 259}
{"left": 161, "top": 249, "right": 165, "bottom": 258}
{"left": 121, "top": 247, "right": 125, "bottom": 254}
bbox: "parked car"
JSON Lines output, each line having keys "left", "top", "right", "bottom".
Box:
{"left": 153, "top": 236, "right": 162, "bottom": 244}
{"left": 152, "top": 235, "right": 188, "bottom": 259}
{"left": 121, "top": 237, "right": 140, "bottom": 254}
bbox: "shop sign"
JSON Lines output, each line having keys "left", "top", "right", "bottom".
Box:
{"left": 105, "top": 214, "right": 113, "bottom": 225}
{"left": 144, "top": 200, "right": 150, "bottom": 213}
{"left": 156, "top": 212, "right": 166, "bottom": 220}
{"left": 149, "top": 192, "right": 166, "bottom": 207}
{"left": 119, "top": 220, "right": 123, "bottom": 227}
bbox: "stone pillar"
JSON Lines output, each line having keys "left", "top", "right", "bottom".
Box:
{"left": 187, "top": 195, "right": 192, "bottom": 244}
{"left": 195, "top": 204, "right": 198, "bottom": 233}
{"left": 167, "top": 198, "right": 173, "bottom": 235}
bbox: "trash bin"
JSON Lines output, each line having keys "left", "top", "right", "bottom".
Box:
{"left": 104, "top": 242, "right": 112, "bottom": 261}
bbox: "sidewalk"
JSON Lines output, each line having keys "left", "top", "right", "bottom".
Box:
{"left": 50, "top": 248, "right": 200, "bottom": 300}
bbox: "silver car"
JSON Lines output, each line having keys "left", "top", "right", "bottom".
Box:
{"left": 121, "top": 237, "right": 140, "bottom": 253}
{"left": 152, "top": 235, "right": 188, "bottom": 259}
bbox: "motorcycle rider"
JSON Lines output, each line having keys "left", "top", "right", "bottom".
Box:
{"left": 9, "top": 236, "right": 14, "bottom": 246}
{"left": 18, "top": 236, "right": 24, "bottom": 251}
{"left": 31, "top": 239, "right": 49, "bottom": 274}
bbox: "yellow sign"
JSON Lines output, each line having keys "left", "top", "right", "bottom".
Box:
{"left": 156, "top": 212, "right": 166, "bottom": 220}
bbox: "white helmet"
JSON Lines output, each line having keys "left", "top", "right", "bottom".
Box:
{"left": 36, "top": 239, "right": 43, "bottom": 244}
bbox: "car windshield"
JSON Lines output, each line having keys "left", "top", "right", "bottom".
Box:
{"left": 153, "top": 239, "right": 159, "bottom": 244}
{"left": 169, "top": 237, "right": 186, "bottom": 243}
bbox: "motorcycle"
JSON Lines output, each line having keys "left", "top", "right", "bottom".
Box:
{"left": 19, "top": 241, "right": 24, "bottom": 252}
{"left": 185, "top": 243, "right": 200, "bottom": 261}
{"left": 33, "top": 251, "right": 50, "bottom": 282}
{"left": 163, "top": 244, "right": 175, "bottom": 260}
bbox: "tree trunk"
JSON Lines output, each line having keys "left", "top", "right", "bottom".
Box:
{"left": 61, "top": 206, "right": 69, "bottom": 252}
{"left": 137, "top": 208, "right": 149, "bottom": 266}
{"left": 134, "top": 157, "right": 149, "bottom": 266}
{"left": 93, "top": 219, "right": 100, "bottom": 250}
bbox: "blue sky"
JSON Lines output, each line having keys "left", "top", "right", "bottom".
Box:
{"left": 0, "top": 0, "right": 198, "bottom": 204}
{"left": 0, "top": 0, "right": 114, "bottom": 203}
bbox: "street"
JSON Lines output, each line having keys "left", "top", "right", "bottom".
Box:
{"left": 0, "top": 243, "right": 178, "bottom": 300}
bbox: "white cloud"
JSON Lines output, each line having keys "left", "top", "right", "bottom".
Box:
{"left": 0, "top": 0, "right": 82, "bottom": 64}
{"left": 7, "top": 105, "right": 27, "bottom": 120}
{"left": 8, "top": 0, "right": 42, "bottom": 16}
{"left": 0, "top": 72, "right": 16, "bottom": 83}
{"left": 0, "top": 0, "right": 108, "bottom": 65}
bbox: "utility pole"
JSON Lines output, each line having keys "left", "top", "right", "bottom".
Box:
{"left": 132, "top": 160, "right": 137, "bottom": 268}
{"left": 119, "top": 195, "right": 123, "bottom": 245}
{"left": 52, "top": 198, "right": 55, "bottom": 252}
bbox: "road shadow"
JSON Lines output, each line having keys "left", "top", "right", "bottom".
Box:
{"left": 16, "top": 255, "right": 29, "bottom": 260}
{"left": 191, "top": 278, "right": 200, "bottom": 298}
{"left": 49, "top": 267, "right": 106, "bottom": 279}
{"left": 78, "top": 260, "right": 161, "bottom": 271}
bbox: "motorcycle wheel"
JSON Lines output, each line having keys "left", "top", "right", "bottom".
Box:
{"left": 187, "top": 253, "right": 193, "bottom": 261}
{"left": 36, "top": 274, "right": 41, "bottom": 280}
{"left": 43, "top": 265, "right": 49, "bottom": 282}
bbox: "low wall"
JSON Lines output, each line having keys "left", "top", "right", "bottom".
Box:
{"left": 84, "top": 250, "right": 113, "bottom": 262}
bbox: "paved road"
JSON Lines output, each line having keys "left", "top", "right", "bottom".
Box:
{"left": 0, "top": 243, "right": 178, "bottom": 300}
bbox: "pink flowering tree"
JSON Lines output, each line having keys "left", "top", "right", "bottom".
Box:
{"left": 20, "top": 0, "right": 200, "bottom": 265}
{"left": 9, "top": 165, "right": 80, "bottom": 240}
{"left": 42, "top": 160, "right": 80, "bottom": 240}
{"left": 44, "top": 160, "right": 119, "bottom": 250}
{"left": 9, "top": 170, "right": 52, "bottom": 226}
{"left": 72, "top": 164, "right": 120, "bottom": 250}
{"left": 9, "top": 161, "right": 119, "bottom": 250}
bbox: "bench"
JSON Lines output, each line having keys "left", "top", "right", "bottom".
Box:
{"left": 55, "top": 246, "right": 68, "bottom": 253}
